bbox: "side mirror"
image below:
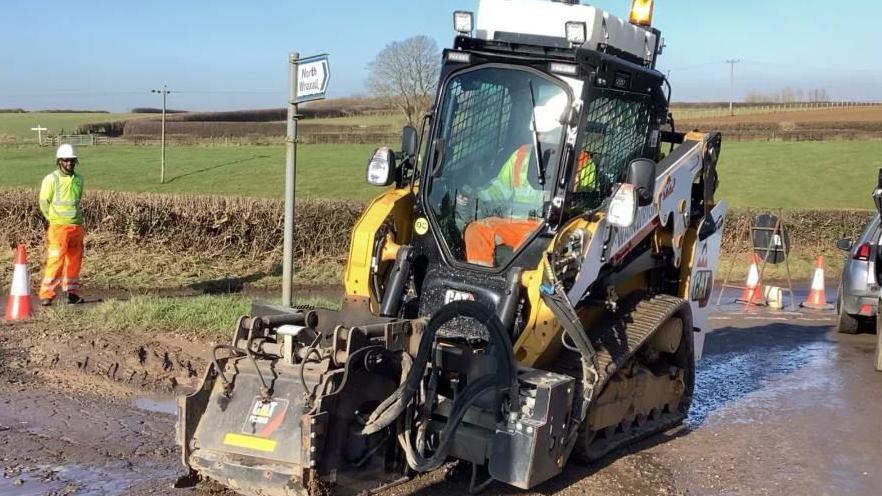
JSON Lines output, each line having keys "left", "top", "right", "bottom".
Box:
{"left": 366, "top": 147, "right": 396, "bottom": 187}
{"left": 401, "top": 125, "right": 418, "bottom": 158}
{"left": 836, "top": 238, "right": 854, "bottom": 252}
{"left": 627, "top": 158, "right": 656, "bottom": 206}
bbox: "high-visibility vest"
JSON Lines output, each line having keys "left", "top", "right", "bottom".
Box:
{"left": 478, "top": 145, "right": 545, "bottom": 218}
{"left": 39, "top": 170, "right": 84, "bottom": 226}
{"left": 575, "top": 150, "right": 598, "bottom": 191}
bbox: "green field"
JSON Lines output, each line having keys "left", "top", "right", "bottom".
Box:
{"left": 716, "top": 140, "right": 882, "bottom": 210}
{"left": 0, "top": 112, "right": 150, "bottom": 141}
{"left": 0, "top": 143, "right": 378, "bottom": 200}
{"left": 1, "top": 140, "right": 881, "bottom": 209}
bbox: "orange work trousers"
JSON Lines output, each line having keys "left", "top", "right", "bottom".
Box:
{"left": 39, "top": 224, "right": 85, "bottom": 300}
{"left": 464, "top": 218, "right": 540, "bottom": 267}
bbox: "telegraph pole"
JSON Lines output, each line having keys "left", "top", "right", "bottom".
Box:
{"left": 151, "top": 85, "right": 171, "bottom": 183}
{"left": 726, "top": 59, "right": 741, "bottom": 117}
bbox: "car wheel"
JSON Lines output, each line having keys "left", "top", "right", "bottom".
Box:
{"left": 837, "top": 297, "right": 860, "bottom": 334}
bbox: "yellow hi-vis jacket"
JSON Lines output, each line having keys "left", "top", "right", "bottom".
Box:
{"left": 478, "top": 145, "right": 598, "bottom": 217}
{"left": 478, "top": 145, "right": 542, "bottom": 218}
{"left": 39, "top": 170, "right": 84, "bottom": 226}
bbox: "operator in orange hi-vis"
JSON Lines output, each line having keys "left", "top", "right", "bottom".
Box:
{"left": 38, "top": 144, "right": 86, "bottom": 306}
{"left": 463, "top": 147, "right": 596, "bottom": 267}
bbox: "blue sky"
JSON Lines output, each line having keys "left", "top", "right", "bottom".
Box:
{"left": 2, "top": 0, "right": 880, "bottom": 111}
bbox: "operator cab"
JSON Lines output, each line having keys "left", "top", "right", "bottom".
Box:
{"left": 369, "top": 0, "right": 670, "bottom": 317}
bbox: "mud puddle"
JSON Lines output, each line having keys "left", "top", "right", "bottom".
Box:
{"left": 133, "top": 396, "right": 177, "bottom": 416}
{"left": 0, "top": 382, "right": 181, "bottom": 496}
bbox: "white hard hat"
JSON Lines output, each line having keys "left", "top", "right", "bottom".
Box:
{"left": 532, "top": 92, "right": 568, "bottom": 134}
{"left": 56, "top": 144, "right": 77, "bottom": 160}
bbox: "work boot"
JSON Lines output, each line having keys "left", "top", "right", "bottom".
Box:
{"left": 40, "top": 298, "right": 53, "bottom": 307}
{"left": 67, "top": 293, "right": 85, "bottom": 305}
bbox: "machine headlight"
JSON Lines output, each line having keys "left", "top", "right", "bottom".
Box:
{"left": 608, "top": 184, "right": 638, "bottom": 227}
{"left": 453, "top": 11, "right": 474, "bottom": 35}
{"left": 447, "top": 51, "right": 472, "bottom": 64}
{"left": 549, "top": 62, "right": 579, "bottom": 76}
{"left": 366, "top": 147, "right": 396, "bottom": 187}
{"left": 565, "top": 21, "right": 587, "bottom": 45}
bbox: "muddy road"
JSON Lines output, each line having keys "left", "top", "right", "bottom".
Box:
{"left": 1, "top": 307, "right": 880, "bottom": 495}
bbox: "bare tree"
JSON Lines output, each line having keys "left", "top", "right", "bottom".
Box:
{"left": 366, "top": 36, "right": 441, "bottom": 124}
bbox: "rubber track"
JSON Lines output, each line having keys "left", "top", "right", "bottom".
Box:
{"left": 588, "top": 293, "right": 688, "bottom": 400}
{"left": 571, "top": 294, "right": 693, "bottom": 463}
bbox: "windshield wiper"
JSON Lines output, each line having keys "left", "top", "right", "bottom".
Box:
{"left": 528, "top": 81, "right": 546, "bottom": 186}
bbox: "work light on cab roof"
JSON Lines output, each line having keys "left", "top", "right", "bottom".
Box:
{"left": 453, "top": 11, "right": 474, "bottom": 35}
{"left": 453, "top": 0, "right": 663, "bottom": 67}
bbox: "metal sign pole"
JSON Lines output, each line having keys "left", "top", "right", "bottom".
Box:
{"left": 282, "top": 52, "right": 299, "bottom": 307}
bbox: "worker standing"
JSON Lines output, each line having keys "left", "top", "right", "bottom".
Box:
{"left": 38, "top": 144, "right": 86, "bottom": 306}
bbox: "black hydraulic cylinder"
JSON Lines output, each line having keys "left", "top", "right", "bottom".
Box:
{"left": 379, "top": 246, "right": 413, "bottom": 317}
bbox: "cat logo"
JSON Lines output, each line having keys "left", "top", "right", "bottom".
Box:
{"left": 696, "top": 244, "right": 709, "bottom": 268}
{"left": 660, "top": 176, "right": 676, "bottom": 201}
{"left": 691, "top": 270, "right": 713, "bottom": 308}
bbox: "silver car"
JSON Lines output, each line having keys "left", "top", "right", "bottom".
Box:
{"left": 836, "top": 214, "right": 881, "bottom": 333}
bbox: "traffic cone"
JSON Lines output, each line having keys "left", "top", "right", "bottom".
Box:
{"left": 5, "top": 244, "right": 32, "bottom": 321}
{"left": 736, "top": 253, "right": 765, "bottom": 305}
{"left": 801, "top": 256, "right": 831, "bottom": 310}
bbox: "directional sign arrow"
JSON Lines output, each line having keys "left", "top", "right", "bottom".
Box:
{"left": 295, "top": 56, "right": 330, "bottom": 103}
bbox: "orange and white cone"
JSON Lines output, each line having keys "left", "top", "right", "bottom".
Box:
{"left": 801, "top": 256, "right": 831, "bottom": 310}
{"left": 736, "top": 253, "right": 765, "bottom": 305}
{"left": 5, "top": 244, "right": 32, "bottom": 321}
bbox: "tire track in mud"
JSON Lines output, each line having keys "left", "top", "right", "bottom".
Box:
{"left": 0, "top": 323, "right": 209, "bottom": 396}
{"left": 0, "top": 322, "right": 220, "bottom": 495}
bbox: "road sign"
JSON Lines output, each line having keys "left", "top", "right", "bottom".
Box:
{"left": 294, "top": 55, "right": 330, "bottom": 103}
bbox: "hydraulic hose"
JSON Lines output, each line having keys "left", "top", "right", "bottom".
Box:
{"left": 362, "top": 300, "right": 518, "bottom": 438}
{"left": 364, "top": 302, "right": 517, "bottom": 474}
{"left": 398, "top": 374, "right": 497, "bottom": 472}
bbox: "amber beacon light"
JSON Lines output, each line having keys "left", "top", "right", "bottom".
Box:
{"left": 629, "top": 0, "right": 654, "bottom": 27}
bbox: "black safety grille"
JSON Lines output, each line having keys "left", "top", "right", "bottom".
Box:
{"left": 579, "top": 94, "right": 652, "bottom": 197}
{"left": 445, "top": 81, "right": 513, "bottom": 166}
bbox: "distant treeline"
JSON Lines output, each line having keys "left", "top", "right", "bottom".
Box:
{"left": 166, "top": 109, "right": 287, "bottom": 122}
{"left": 130, "top": 107, "right": 189, "bottom": 114}
{"left": 76, "top": 121, "right": 128, "bottom": 137}
{"left": 670, "top": 101, "right": 861, "bottom": 108}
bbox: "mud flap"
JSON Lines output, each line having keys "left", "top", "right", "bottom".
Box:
{"left": 687, "top": 200, "right": 727, "bottom": 359}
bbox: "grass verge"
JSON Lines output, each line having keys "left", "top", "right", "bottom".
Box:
{"left": 37, "top": 294, "right": 340, "bottom": 339}
{"left": 40, "top": 295, "right": 250, "bottom": 338}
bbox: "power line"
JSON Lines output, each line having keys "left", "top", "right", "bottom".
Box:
{"left": 1, "top": 91, "right": 146, "bottom": 97}
{"left": 741, "top": 59, "right": 882, "bottom": 74}
{"left": 173, "top": 90, "right": 281, "bottom": 95}
{"left": 661, "top": 60, "right": 727, "bottom": 72}
{"left": 2, "top": 89, "right": 282, "bottom": 98}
